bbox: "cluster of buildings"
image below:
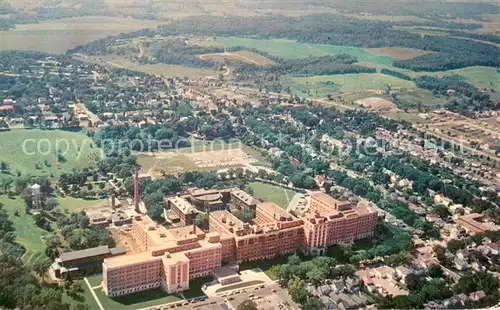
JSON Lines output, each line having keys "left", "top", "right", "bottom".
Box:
{"left": 99, "top": 190, "right": 378, "bottom": 297}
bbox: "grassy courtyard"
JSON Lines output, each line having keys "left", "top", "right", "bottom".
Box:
{"left": 247, "top": 182, "right": 297, "bottom": 209}
{"left": 90, "top": 276, "right": 212, "bottom": 309}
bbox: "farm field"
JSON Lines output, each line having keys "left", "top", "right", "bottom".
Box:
{"left": 365, "top": 47, "right": 431, "bottom": 60}
{"left": 0, "top": 196, "right": 49, "bottom": 263}
{"left": 369, "top": 64, "right": 500, "bottom": 92}
{"left": 282, "top": 73, "right": 416, "bottom": 98}
{"left": 198, "top": 37, "right": 394, "bottom": 65}
{"left": 0, "top": 129, "right": 101, "bottom": 179}
{"left": 247, "top": 182, "right": 297, "bottom": 209}
{"left": 0, "top": 16, "right": 160, "bottom": 54}
{"left": 199, "top": 50, "right": 274, "bottom": 66}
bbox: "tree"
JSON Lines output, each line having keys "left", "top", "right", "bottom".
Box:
{"left": 427, "top": 265, "right": 444, "bottom": 279}
{"left": 31, "top": 253, "right": 52, "bottom": 280}
{"left": 332, "top": 264, "right": 356, "bottom": 279}
{"left": 44, "top": 198, "right": 59, "bottom": 211}
{"left": 194, "top": 213, "right": 209, "bottom": 231}
{"left": 447, "top": 239, "right": 466, "bottom": 253}
{"left": 0, "top": 161, "right": 9, "bottom": 172}
{"left": 67, "top": 281, "right": 84, "bottom": 299}
{"left": 405, "top": 273, "right": 425, "bottom": 292}
{"left": 433, "top": 245, "right": 447, "bottom": 264}
{"left": 237, "top": 300, "right": 257, "bottom": 310}
{"left": 303, "top": 297, "right": 325, "bottom": 310}
{"left": 287, "top": 277, "right": 308, "bottom": 305}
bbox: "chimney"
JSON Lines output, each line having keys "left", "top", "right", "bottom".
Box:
{"left": 133, "top": 167, "right": 140, "bottom": 213}
{"left": 111, "top": 195, "right": 116, "bottom": 210}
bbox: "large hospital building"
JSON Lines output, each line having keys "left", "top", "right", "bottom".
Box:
{"left": 102, "top": 191, "right": 377, "bottom": 297}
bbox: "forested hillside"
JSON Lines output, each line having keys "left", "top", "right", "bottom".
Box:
{"left": 68, "top": 14, "right": 500, "bottom": 71}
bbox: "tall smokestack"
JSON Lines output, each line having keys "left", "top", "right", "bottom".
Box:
{"left": 134, "top": 167, "right": 140, "bottom": 213}
{"left": 111, "top": 194, "right": 116, "bottom": 210}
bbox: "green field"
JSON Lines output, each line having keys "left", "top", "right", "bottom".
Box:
{"left": 283, "top": 73, "right": 416, "bottom": 97}
{"left": 0, "top": 196, "right": 50, "bottom": 262}
{"left": 200, "top": 37, "right": 394, "bottom": 65}
{"left": 1, "top": 16, "right": 160, "bottom": 54}
{"left": 0, "top": 129, "right": 100, "bottom": 179}
{"left": 360, "top": 63, "right": 500, "bottom": 92}
{"left": 57, "top": 197, "right": 106, "bottom": 213}
{"left": 247, "top": 182, "right": 297, "bottom": 209}
{"left": 200, "top": 37, "right": 499, "bottom": 97}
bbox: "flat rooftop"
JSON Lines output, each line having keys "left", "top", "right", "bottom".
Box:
{"left": 60, "top": 246, "right": 110, "bottom": 262}
{"left": 134, "top": 215, "right": 204, "bottom": 246}
{"left": 210, "top": 210, "right": 246, "bottom": 235}
{"left": 256, "top": 202, "right": 298, "bottom": 225}
{"left": 104, "top": 250, "right": 189, "bottom": 268}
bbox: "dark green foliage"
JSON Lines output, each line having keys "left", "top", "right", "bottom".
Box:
{"left": 380, "top": 69, "right": 412, "bottom": 80}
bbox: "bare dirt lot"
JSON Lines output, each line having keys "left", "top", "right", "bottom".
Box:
{"left": 186, "top": 148, "right": 258, "bottom": 169}
{"left": 365, "top": 47, "right": 432, "bottom": 60}
{"left": 355, "top": 97, "right": 397, "bottom": 111}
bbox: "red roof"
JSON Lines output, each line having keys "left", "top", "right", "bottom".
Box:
{"left": 0, "top": 105, "right": 13, "bottom": 111}
{"left": 487, "top": 242, "right": 500, "bottom": 251}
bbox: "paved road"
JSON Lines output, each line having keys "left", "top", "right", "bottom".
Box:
{"left": 139, "top": 282, "right": 298, "bottom": 310}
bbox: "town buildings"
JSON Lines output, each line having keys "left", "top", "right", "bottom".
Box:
{"left": 455, "top": 213, "right": 500, "bottom": 235}
{"left": 101, "top": 190, "right": 378, "bottom": 297}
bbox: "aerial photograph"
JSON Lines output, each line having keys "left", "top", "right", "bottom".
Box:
{"left": 0, "top": 0, "right": 499, "bottom": 309}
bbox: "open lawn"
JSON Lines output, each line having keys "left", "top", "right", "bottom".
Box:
{"left": 92, "top": 276, "right": 210, "bottom": 309}
{"left": 283, "top": 73, "right": 415, "bottom": 98}
{"left": 0, "top": 196, "right": 49, "bottom": 263}
{"left": 87, "top": 274, "right": 103, "bottom": 288}
{"left": 247, "top": 182, "right": 296, "bottom": 209}
{"left": 198, "top": 37, "right": 393, "bottom": 65}
{"left": 1, "top": 16, "right": 160, "bottom": 54}
{"left": 94, "top": 287, "right": 181, "bottom": 310}
{"left": 63, "top": 279, "right": 101, "bottom": 310}
{"left": 57, "top": 196, "right": 106, "bottom": 213}
{"left": 0, "top": 129, "right": 100, "bottom": 179}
